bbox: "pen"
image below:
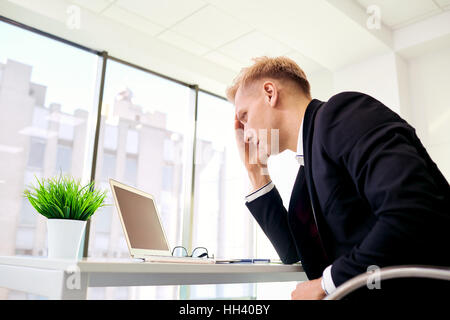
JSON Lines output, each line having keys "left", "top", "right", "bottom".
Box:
{"left": 229, "top": 259, "right": 271, "bottom": 264}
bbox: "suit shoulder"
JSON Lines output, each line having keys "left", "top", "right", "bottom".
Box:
{"left": 327, "top": 91, "right": 370, "bottom": 105}
{"left": 320, "top": 91, "right": 384, "bottom": 119}
{"left": 314, "top": 92, "right": 405, "bottom": 154}
{"left": 316, "top": 91, "right": 401, "bottom": 132}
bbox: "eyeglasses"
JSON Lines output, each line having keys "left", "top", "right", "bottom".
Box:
{"left": 171, "top": 246, "right": 214, "bottom": 259}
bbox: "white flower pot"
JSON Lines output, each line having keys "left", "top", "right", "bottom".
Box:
{"left": 47, "top": 219, "right": 86, "bottom": 259}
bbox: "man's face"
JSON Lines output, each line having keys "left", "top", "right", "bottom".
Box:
{"left": 234, "top": 82, "right": 279, "bottom": 159}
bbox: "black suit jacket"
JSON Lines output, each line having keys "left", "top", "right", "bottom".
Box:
{"left": 246, "top": 91, "right": 450, "bottom": 289}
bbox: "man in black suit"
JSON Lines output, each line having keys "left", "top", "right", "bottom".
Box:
{"left": 226, "top": 56, "right": 449, "bottom": 299}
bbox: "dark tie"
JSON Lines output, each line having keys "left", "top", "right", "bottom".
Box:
{"left": 288, "top": 165, "right": 330, "bottom": 279}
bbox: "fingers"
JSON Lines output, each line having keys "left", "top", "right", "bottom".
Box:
{"left": 234, "top": 114, "right": 244, "bottom": 130}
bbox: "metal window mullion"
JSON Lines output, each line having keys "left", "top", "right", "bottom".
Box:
{"left": 188, "top": 85, "right": 199, "bottom": 253}
{"left": 179, "top": 84, "right": 199, "bottom": 300}
{"left": 181, "top": 85, "right": 199, "bottom": 253}
{"left": 82, "top": 51, "right": 108, "bottom": 258}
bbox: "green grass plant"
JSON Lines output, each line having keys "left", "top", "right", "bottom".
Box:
{"left": 24, "top": 175, "right": 107, "bottom": 221}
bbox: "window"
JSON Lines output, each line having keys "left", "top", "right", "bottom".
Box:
{"left": 18, "top": 197, "right": 37, "bottom": 226}
{"left": 14, "top": 227, "right": 35, "bottom": 253}
{"left": 124, "top": 155, "right": 138, "bottom": 186}
{"left": 88, "top": 59, "right": 193, "bottom": 299}
{"left": 55, "top": 143, "right": 72, "bottom": 174}
{"left": 126, "top": 129, "right": 139, "bottom": 154}
{"left": 0, "top": 20, "right": 99, "bottom": 273}
{"left": 162, "top": 165, "right": 173, "bottom": 191}
{"left": 101, "top": 152, "right": 116, "bottom": 181}
{"left": 189, "top": 92, "right": 256, "bottom": 299}
{"left": 103, "top": 124, "right": 118, "bottom": 151}
{"left": 194, "top": 92, "right": 254, "bottom": 259}
{"left": 27, "top": 138, "right": 46, "bottom": 168}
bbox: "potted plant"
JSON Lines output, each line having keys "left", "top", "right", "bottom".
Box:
{"left": 24, "top": 175, "right": 107, "bottom": 259}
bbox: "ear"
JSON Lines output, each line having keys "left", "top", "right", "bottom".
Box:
{"left": 263, "top": 81, "right": 278, "bottom": 108}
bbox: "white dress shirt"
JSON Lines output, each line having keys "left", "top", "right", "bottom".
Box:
{"left": 244, "top": 119, "right": 336, "bottom": 296}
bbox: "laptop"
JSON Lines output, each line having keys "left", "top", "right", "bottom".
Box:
{"left": 109, "top": 179, "right": 215, "bottom": 264}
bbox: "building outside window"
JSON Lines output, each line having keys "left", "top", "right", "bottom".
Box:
{"left": 0, "top": 20, "right": 99, "bottom": 299}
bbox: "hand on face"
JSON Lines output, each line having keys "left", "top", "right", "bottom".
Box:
{"left": 234, "top": 114, "right": 269, "bottom": 175}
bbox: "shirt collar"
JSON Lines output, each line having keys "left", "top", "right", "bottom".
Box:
{"left": 295, "top": 119, "right": 304, "bottom": 165}
{"left": 295, "top": 99, "right": 318, "bottom": 165}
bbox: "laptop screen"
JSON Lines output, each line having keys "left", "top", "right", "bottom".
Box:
{"left": 113, "top": 185, "right": 169, "bottom": 251}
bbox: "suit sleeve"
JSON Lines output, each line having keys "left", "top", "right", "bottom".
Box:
{"left": 319, "top": 93, "right": 450, "bottom": 287}
{"left": 245, "top": 185, "right": 300, "bottom": 264}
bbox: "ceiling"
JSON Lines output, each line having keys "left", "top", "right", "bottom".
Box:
{"left": 66, "top": 0, "right": 450, "bottom": 73}
{"left": 2, "top": 0, "right": 449, "bottom": 96}
{"left": 356, "top": 0, "right": 450, "bottom": 30}
{"left": 67, "top": 0, "right": 388, "bottom": 74}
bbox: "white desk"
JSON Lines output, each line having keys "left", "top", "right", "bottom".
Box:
{"left": 0, "top": 256, "right": 306, "bottom": 299}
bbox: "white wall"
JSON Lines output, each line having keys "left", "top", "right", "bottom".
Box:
{"left": 407, "top": 45, "right": 450, "bottom": 181}
{"left": 308, "top": 68, "right": 334, "bottom": 102}
{"left": 333, "top": 52, "right": 402, "bottom": 114}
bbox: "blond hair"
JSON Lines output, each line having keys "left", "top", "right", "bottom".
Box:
{"left": 226, "top": 56, "right": 311, "bottom": 103}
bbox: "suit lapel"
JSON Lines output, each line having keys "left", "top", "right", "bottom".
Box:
{"left": 302, "top": 99, "right": 332, "bottom": 261}
{"left": 288, "top": 100, "right": 322, "bottom": 213}
{"left": 285, "top": 100, "right": 332, "bottom": 278}
{"left": 302, "top": 100, "right": 323, "bottom": 223}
